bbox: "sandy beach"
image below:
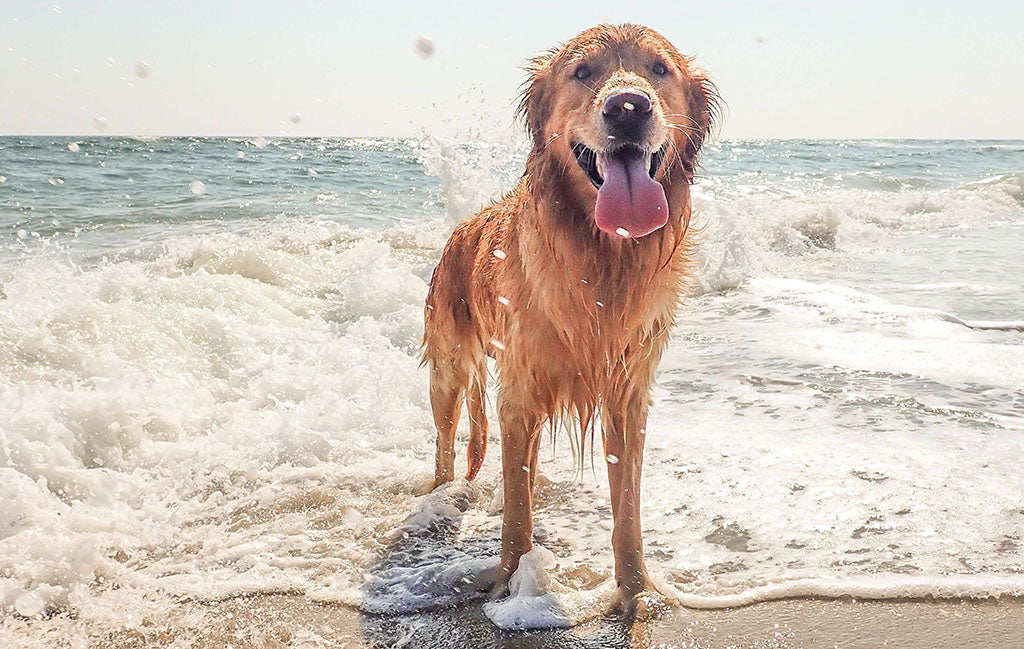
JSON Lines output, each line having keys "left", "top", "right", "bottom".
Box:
{"left": 4, "top": 594, "right": 1023, "bottom": 648}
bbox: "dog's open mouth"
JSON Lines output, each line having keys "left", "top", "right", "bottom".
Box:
{"left": 572, "top": 142, "right": 670, "bottom": 238}
{"left": 572, "top": 143, "right": 666, "bottom": 189}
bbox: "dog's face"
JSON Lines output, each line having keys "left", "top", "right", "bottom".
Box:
{"left": 520, "top": 25, "right": 717, "bottom": 238}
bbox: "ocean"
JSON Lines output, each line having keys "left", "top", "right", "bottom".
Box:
{"left": 1, "top": 136, "right": 1022, "bottom": 629}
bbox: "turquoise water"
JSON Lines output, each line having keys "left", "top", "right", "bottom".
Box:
{"left": 0, "top": 137, "right": 439, "bottom": 258}
{"left": 3, "top": 137, "right": 1022, "bottom": 256}
{"left": 1, "top": 136, "right": 1023, "bottom": 624}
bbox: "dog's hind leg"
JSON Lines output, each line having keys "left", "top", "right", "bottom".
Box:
{"left": 464, "top": 361, "right": 488, "bottom": 481}
{"left": 429, "top": 360, "right": 465, "bottom": 489}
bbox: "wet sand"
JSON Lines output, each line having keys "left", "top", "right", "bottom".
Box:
{"left": 4, "top": 595, "right": 1023, "bottom": 648}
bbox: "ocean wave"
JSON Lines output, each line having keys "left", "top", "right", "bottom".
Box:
{"left": 1, "top": 138, "right": 1023, "bottom": 628}
{"left": 688, "top": 175, "right": 1024, "bottom": 294}
{"left": 2, "top": 216, "right": 1023, "bottom": 626}
{"left": 0, "top": 221, "right": 438, "bottom": 619}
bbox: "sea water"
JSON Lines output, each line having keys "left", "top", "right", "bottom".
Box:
{"left": 1, "top": 136, "right": 1022, "bottom": 629}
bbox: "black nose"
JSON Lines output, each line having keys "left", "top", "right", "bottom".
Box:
{"left": 602, "top": 91, "right": 652, "bottom": 138}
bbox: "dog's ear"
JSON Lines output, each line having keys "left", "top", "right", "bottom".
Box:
{"left": 516, "top": 52, "right": 556, "bottom": 148}
{"left": 683, "top": 71, "right": 721, "bottom": 161}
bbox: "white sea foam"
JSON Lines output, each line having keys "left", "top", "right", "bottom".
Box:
{"left": 481, "top": 546, "right": 606, "bottom": 630}
{"left": 1, "top": 139, "right": 1023, "bottom": 631}
{"left": 688, "top": 175, "right": 1024, "bottom": 294}
{"left": 0, "top": 222, "right": 439, "bottom": 620}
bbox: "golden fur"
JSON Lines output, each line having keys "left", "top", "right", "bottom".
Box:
{"left": 422, "top": 23, "right": 718, "bottom": 610}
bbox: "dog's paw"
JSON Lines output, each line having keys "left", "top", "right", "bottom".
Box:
{"left": 459, "top": 564, "right": 509, "bottom": 598}
{"left": 487, "top": 576, "right": 511, "bottom": 600}
{"left": 606, "top": 581, "right": 672, "bottom": 620}
{"left": 416, "top": 475, "right": 452, "bottom": 495}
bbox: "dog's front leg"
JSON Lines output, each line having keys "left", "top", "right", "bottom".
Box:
{"left": 490, "top": 398, "right": 543, "bottom": 597}
{"left": 604, "top": 395, "right": 654, "bottom": 611}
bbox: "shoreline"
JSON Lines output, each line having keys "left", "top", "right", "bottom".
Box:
{"left": 4, "top": 594, "right": 1024, "bottom": 648}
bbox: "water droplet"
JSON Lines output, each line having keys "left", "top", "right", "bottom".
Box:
{"left": 134, "top": 60, "right": 151, "bottom": 78}
{"left": 0, "top": 176, "right": 7, "bottom": 184}
{"left": 236, "top": 150, "right": 245, "bottom": 160}
{"left": 493, "top": 249, "right": 507, "bottom": 260}
{"left": 615, "top": 227, "right": 630, "bottom": 238}
{"left": 67, "top": 142, "right": 79, "bottom": 152}
{"left": 497, "top": 296, "right": 510, "bottom": 306}
{"left": 623, "top": 102, "right": 635, "bottom": 111}
{"left": 189, "top": 180, "right": 206, "bottom": 196}
{"left": 490, "top": 339, "right": 506, "bottom": 351}
{"left": 521, "top": 465, "right": 530, "bottom": 473}
{"left": 93, "top": 116, "right": 108, "bottom": 131}
{"left": 289, "top": 113, "right": 301, "bottom": 124}
{"left": 306, "top": 168, "right": 318, "bottom": 177}
{"left": 596, "top": 301, "right": 604, "bottom": 307}
{"left": 51, "top": 5, "right": 62, "bottom": 14}
{"left": 414, "top": 36, "right": 435, "bottom": 59}
{"left": 606, "top": 454, "right": 619, "bottom": 465}
{"left": 104, "top": 56, "right": 116, "bottom": 67}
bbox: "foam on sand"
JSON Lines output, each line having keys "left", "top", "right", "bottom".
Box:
{"left": 482, "top": 546, "right": 612, "bottom": 630}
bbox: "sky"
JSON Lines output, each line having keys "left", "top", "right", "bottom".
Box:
{"left": 2, "top": 0, "right": 1023, "bottom": 139}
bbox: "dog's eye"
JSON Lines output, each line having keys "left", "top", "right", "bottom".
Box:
{"left": 652, "top": 61, "right": 668, "bottom": 76}
{"left": 574, "top": 65, "right": 591, "bottom": 81}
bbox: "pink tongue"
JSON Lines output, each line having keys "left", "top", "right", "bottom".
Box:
{"left": 594, "top": 150, "right": 668, "bottom": 238}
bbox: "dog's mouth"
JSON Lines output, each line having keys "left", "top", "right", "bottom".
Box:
{"left": 572, "top": 143, "right": 666, "bottom": 190}
{"left": 571, "top": 142, "right": 670, "bottom": 238}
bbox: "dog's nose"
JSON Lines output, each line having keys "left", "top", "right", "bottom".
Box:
{"left": 602, "top": 91, "right": 652, "bottom": 136}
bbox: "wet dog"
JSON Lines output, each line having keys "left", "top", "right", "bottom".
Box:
{"left": 422, "top": 23, "right": 718, "bottom": 612}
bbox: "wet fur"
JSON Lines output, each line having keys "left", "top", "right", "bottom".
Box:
{"left": 422, "top": 23, "right": 718, "bottom": 609}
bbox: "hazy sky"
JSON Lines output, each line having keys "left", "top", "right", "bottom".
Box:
{"left": 2, "top": 1, "right": 1022, "bottom": 138}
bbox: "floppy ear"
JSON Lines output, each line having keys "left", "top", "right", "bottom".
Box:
{"left": 516, "top": 53, "right": 556, "bottom": 148}
{"left": 683, "top": 72, "right": 721, "bottom": 161}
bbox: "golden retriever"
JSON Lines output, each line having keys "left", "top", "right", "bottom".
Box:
{"left": 422, "top": 23, "right": 718, "bottom": 612}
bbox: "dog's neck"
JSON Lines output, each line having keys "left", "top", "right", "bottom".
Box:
{"left": 517, "top": 155, "right": 692, "bottom": 281}
{"left": 511, "top": 164, "right": 692, "bottom": 332}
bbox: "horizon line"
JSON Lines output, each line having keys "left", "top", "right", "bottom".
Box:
{"left": 2, "top": 133, "right": 1023, "bottom": 142}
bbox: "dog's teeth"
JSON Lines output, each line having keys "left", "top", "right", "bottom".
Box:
{"left": 615, "top": 227, "right": 630, "bottom": 238}
{"left": 493, "top": 249, "right": 507, "bottom": 260}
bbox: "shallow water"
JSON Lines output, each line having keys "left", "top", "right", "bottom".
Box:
{"left": 1, "top": 136, "right": 1022, "bottom": 627}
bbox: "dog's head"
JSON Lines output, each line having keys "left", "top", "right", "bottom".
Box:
{"left": 518, "top": 24, "right": 718, "bottom": 238}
